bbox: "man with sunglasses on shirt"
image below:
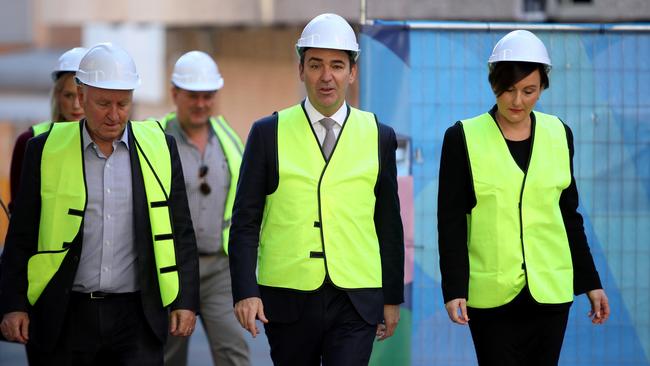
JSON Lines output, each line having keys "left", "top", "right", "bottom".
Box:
{"left": 157, "top": 51, "right": 249, "bottom": 366}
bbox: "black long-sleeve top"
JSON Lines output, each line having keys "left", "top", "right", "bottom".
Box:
{"left": 437, "top": 106, "right": 602, "bottom": 304}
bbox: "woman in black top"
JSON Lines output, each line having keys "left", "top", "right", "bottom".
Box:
{"left": 437, "top": 30, "right": 610, "bottom": 365}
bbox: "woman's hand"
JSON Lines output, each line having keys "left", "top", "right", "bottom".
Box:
{"left": 586, "top": 289, "right": 610, "bottom": 325}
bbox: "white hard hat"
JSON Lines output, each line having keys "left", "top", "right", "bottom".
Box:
{"left": 296, "top": 13, "right": 360, "bottom": 60}
{"left": 172, "top": 51, "right": 224, "bottom": 91}
{"left": 488, "top": 30, "right": 552, "bottom": 68}
{"left": 51, "top": 47, "right": 88, "bottom": 81}
{"left": 75, "top": 43, "right": 141, "bottom": 90}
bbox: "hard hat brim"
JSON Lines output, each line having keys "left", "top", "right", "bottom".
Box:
{"left": 76, "top": 76, "right": 141, "bottom": 90}
{"left": 172, "top": 78, "right": 224, "bottom": 92}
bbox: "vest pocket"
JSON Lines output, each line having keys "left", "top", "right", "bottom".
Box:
{"left": 27, "top": 248, "right": 70, "bottom": 305}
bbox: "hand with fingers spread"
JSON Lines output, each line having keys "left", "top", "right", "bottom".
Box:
{"left": 376, "top": 304, "right": 400, "bottom": 341}
{"left": 234, "top": 296, "right": 268, "bottom": 338}
{"left": 1, "top": 311, "right": 30, "bottom": 344}
{"left": 445, "top": 298, "right": 469, "bottom": 325}
{"left": 169, "top": 309, "right": 197, "bottom": 337}
{"left": 586, "top": 289, "right": 610, "bottom": 325}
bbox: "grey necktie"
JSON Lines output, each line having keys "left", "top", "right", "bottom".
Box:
{"left": 320, "top": 117, "right": 337, "bottom": 160}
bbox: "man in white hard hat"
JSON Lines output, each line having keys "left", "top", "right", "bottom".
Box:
{"left": 0, "top": 43, "right": 200, "bottom": 365}
{"left": 229, "top": 13, "right": 405, "bottom": 365}
{"left": 159, "top": 50, "right": 249, "bottom": 366}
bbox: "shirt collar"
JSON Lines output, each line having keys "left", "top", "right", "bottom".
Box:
{"left": 82, "top": 119, "right": 130, "bottom": 150}
{"left": 166, "top": 114, "right": 215, "bottom": 145}
{"left": 304, "top": 97, "right": 348, "bottom": 127}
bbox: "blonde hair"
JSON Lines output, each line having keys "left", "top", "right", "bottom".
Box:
{"left": 50, "top": 72, "right": 75, "bottom": 122}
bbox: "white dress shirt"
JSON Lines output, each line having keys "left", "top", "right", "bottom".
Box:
{"left": 304, "top": 97, "right": 348, "bottom": 145}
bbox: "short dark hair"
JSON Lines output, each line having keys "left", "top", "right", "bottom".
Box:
{"left": 298, "top": 47, "right": 357, "bottom": 67}
{"left": 488, "top": 61, "right": 549, "bottom": 96}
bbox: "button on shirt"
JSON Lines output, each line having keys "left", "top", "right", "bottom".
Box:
{"left": 73, "top": 122, "right": 137, "bottom": 293}
{"left": 166, "top": 118, "right": 230, "bottom": 254}
{"left": 304, "top": 97, "right": 348, "bottom": 144}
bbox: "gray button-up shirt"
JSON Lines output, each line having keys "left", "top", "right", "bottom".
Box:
{"left": 166, "top": 118, "right": 229, "bottom": 254}
{"left": 72, "top": 122, "right": 138, "bottom": 293}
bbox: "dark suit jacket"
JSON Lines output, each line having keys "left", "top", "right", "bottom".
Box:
{"left": 229, "top": 103, "right": 404, "bottom": 325}
{"left": 0, "top": 121, "right": 199, "bottom": 351}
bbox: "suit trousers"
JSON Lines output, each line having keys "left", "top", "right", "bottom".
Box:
{"left": 164, "top": 252, "right": 249, "bottom": 366}
{"left": 26, "top": 292, "right": 163, "bottom": 366}
{"left": 467, "top": 289, "right": 571, "bottom": 366}
{"left": 263, "top": 283, "right": 376, "bottom": 366}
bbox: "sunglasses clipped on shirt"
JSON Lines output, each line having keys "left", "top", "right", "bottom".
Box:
{"left": 199, "top": 165, "right": 211, "bottom": 195}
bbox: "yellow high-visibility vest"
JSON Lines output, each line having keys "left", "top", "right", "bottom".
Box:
{"left": 159, "top": 113, "right": 243, "bottom": 254}
{"left": 258, "top": 104, "right": 382, "bottom": 290}
{"left": 28, "top": 121, "right": 180, "bottom": 307}
{"left": 461, "top": 111, "right": 573, "bottom": 308}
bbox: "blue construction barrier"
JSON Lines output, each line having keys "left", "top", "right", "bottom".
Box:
{"left": 361, "top": 21, "right": 650, "bottom": 366}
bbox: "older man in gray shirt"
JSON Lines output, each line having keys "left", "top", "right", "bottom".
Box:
{"left": 0, "top": 43, "right": 199, "bottom": 365}
{"left": 159, "top": 51, "right": 249, "bottom": 366}
{"left": 74, "top": 123, "right": 137, "bottom": 292}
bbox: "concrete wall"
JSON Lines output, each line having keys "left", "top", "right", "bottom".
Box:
{"left": 39, "top": 0, "right": 261, "bottom": 25}
{"left": 0, "top": 0, "right": 32, "bottom": 45}
{"left": 548, "top": 0, "right": 650, "bottom": 21}
{"left": 36, "top": 0, "right": 650, "bottom": 24}
{"left": 366, "top": 0, "right": 523, "bottom": 21}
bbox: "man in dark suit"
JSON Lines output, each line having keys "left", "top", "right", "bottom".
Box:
{"left": 228, "top": 13, "right": 405, "bottom": 366}
{"left": 0, "top": 43, "right": 199, "bottom": 365}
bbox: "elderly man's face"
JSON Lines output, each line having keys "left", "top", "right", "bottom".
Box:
{"left": 78, "top": 84, "right": 132, "bottom": 145}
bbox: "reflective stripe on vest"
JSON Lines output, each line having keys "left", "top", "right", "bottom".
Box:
{"left": 27, "top": 121, "right": 179, "bottom": 307}
{"left": 131, "top": 121, "right": 179, "bottom": 307}
{"left": 462, "top": 111, "right": 573, "bottom": 308}
{"left": 28, "top": 122, "right": 85, "bottom": 305}
{"left": 32, "top": 121, "right": 53, "bottom": 136}
{"left": 161, "top": 112, "right": 243, "bottom": 254}
{"left": 258, "top": 104, "right": 381, "bottom": 290}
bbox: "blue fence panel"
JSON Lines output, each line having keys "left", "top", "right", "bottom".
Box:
{"left": 361, "top": 21, "right": 650, "bottom": 366}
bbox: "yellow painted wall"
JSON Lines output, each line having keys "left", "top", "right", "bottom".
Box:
{"left": 0, "top": 122, "right": 16, "bottom": 246}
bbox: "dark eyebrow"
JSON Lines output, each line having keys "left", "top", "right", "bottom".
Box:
{"left": 307, "top": 57, "right": 323, "bottom": 63}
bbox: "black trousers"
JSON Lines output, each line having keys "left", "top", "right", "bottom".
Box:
{"left": 26, "top": 292, "right": 163, "bottom": 366}
{"left": 264, "top": 283, "right": 377, "bottom": 366}
{"left": 467, "top": 289, "right": 571, "bottom": 366}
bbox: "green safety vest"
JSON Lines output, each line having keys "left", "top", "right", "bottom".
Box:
{"left": 159, "top": 113, "right": 243, "bottom": 254}
{"left": 31, "top": 121, "right": 53, "bottom": 136}
{"left": 461, "top": 111, "right": 574, "bottom": 308}
{"left": 258, "top": 104, "right": 382, "bottom": 290}
{"left": 27, "top": 120, "right": 180, "bottom": 307}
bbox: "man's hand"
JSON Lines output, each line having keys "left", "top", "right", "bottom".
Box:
{"left": 586, "top": 289, "right": 610, "bottom": 325}
{"left": 1, "top": 311, "right": 30, "bottom": 344}
{"left": 445, "top": 298, "right": 469, "bottom": 325}
{"left": 376, "top": 304, "right": 400, "bottom": 341}
{"left": 234, "top": 297, "right": 268, "bottom": 338}
{"left": 169, "top": 309, "right": 196, "bottom": 337}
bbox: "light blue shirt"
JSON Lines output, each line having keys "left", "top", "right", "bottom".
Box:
{"left": 73, "top": 121, "right": 138, "bottom": 293}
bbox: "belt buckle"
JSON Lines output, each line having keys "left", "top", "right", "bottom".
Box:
{"left": 89, "top": 292, "right": 105, "bottom": 300}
